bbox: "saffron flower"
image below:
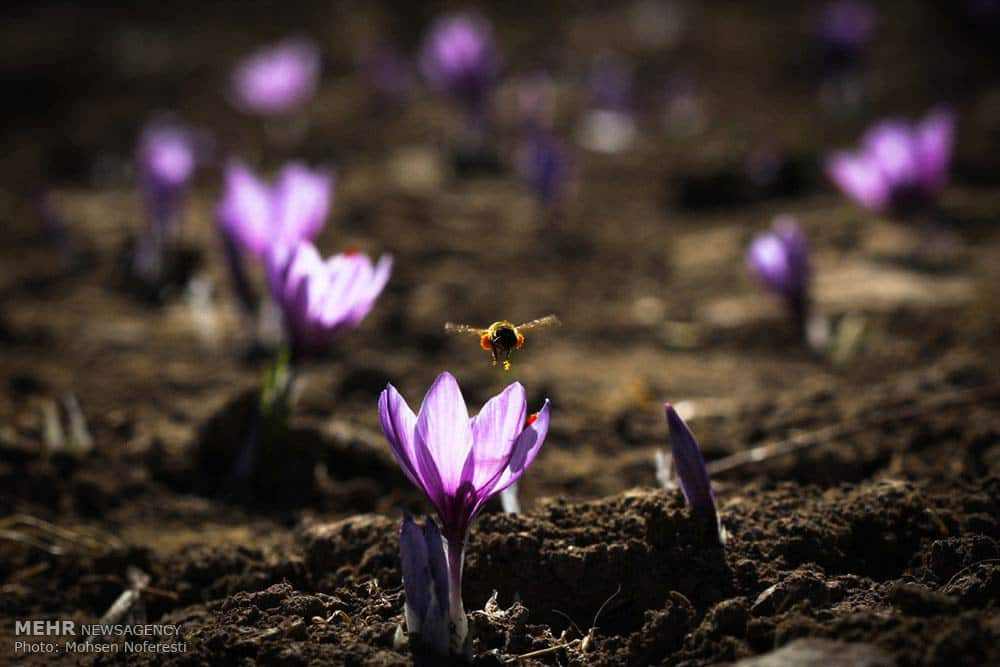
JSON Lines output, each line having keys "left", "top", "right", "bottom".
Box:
{"left": 420, "top": 13, "right": 499, "bottom": 119}
{"left": 137, "top": 122, "right": 197, "bottom": 235}
{"left": 399, "top": 512, "right": 450, "bottom": 655}
{"left": 231, "top": 38, "right": 321, "bottom": 116}
{"left": 664, "top": 403, "right": 724, "bottom": 544}
{"left": 268, "top": 241, "right": 391, "bottom": 359}
{"left": 379, "top": 373, "right": 551, "bottom": 655}
{"left": 217, "top": 161, "right": 333, "bottom": 261}
{"left": 826, "top": 108, "right": 955, "bottom": 219}
{"left": 747, "top": 216, "right": 812, "bottom": 333}
{"left": 518, "top": 130, "right": 571, "bottom": 209}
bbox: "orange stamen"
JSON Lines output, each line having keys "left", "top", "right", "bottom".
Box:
{"left": 480, "top": 334, "right": 492, "bottom": 351}
{"left": 515, "top": 333, "right": 525, "bottom": 349}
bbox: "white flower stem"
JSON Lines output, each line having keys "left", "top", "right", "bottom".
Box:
{"left": 445, "top": 537, "right": 469, "bottom": 657}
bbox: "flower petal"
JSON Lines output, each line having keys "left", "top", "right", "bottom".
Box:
{"left": 462, "top": 383, "right": 527, "bottom": 489}
{"left": 826, "top": 152, "right": 890, "bottom": 212}
{"left": 379, "top": 384, "right": 422, "bottom": 490}
{"left": 863, "top": 121, "right": 920, "bottom": 188}
{"left": 488, "top": 398, "right": 550, "bottom": 498}
{"left": 345, "top": 255, "right": 393, "bottom": 326}
{"left": 216, "top": 162, "right": 272, "bottom": 256}
{"left": 415, "top": 372, "right": 473, "bottom": 495}
{"left": 399, "top": 511, "right": 430, "bottom": 627}
{"left": 916, "top": 108, "right": 954, "bottom": 191}
{"left": 274, "top": 164, "right": 333, "bottom": 248}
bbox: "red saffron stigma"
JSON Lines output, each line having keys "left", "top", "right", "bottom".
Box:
{"left": 525, "top": 413, "right": 538, "bottom": 428}
{"left": 344, "top": 245, "right": 360, "bottom": 256}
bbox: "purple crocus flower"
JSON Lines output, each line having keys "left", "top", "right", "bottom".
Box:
{"left": 217, "top": 161, "right": 333, "bottom": 261}
{"left": 267, "top": 241, "right": 391, "bottom": 359}
{"left": 747, "top": 217, "right": 812, "bottom": 332}
{"left": 420, "top": 13, "right": 499, "bottom": 119}
{"left": 231, "top": 38, "right": 321, "bottom": 116}
{"left": 664, "top": 403, "right": 723, "bottom": 545}
{"left": 137, "top": 123, "right": 197, "bottom": 234}
{"left": 379, "top": 373, "right": 551, "bottom": 655}
{"left": 826, "top": 108, "right": 955, "bottom": 219}
{"left": 518, "top": 130, "right": 571, "bottom": 209}
{"left": 399, "top": 512, "right": 450, "bottom": 654}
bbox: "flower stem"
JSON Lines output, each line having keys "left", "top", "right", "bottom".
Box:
{"left": 445, "top": 536, "right": 469, "bottom": 657}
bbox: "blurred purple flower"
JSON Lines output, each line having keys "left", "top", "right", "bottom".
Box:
{"left": 399, "top": 512, "right": 450, "bottom": 654}
{"left": 819, "top": 0, "right": 877, "bottom": 52}
{"left": 518, "top": 130, "right": 571, "bottom": 208}
{"left": 747, "top": 216, "right": 811, "bottom": 327}
{"left": 515, "top": 71, "right": 557, "bottom": 132}
{"left": 217, "top": 161, "right": 333, "bottom": 261}
{"left": 379, "top": 373, "right": 550, "bottom": 654}
{"left": 826, "top": 109, "right": 955, "bottom": 219}
{"left": 420, "top": 13, "right": 499, "bottom": 117}
{"left": 231, "top": 38, "right": 321, "bottom": 116}
{"left": 588, "top": 53, "right": 635, "bottom": 113}
{"left": 136, "top": 122, "right": 197, "bottom": 234}
{"left": 360, "top": 44, "right": 413, "bottom": 104}
{"left": 664, "top": 403, "right": 723, "bottom": 544}
{"left": 267, "top": 241, "right": 391, "bottom": 358}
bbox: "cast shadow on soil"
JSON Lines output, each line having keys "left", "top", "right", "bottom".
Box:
{"left": 150, "top": 388, "right": 415, "bottom": 515}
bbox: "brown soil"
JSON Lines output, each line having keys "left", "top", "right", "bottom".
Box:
{"left": 1, "top": 1, "right": 999, "bottom": 665}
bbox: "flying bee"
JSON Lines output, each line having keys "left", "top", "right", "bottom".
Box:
{"left": 444, "top": 315, "right": 561, "bottom": 371}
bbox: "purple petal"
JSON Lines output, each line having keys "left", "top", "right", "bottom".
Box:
{"left": 274, "top": 164, "right": 333, "bottom": 248}
{"left": 138, "top": 125, "right": 195, "bottom": 189}
{"left": 826, "top": 152, "right": 890, "bottom": 212}
{"left": 915, "top": 108, "right": 954, "bottom": 191}
{"left": 379, "top": 384, "right": 422, "bottom": 490}
{"left": 462, "top": 383, "right": 527, "bottom": 490}
{"left": 217, "top": 162, "right": 273, "bottom": 256}
{"left": 344, "top": 255, "right": 393, "bottom": 326}
{"left": 747, "top": 234, "right": 792, "bottom": 294}
{"left": 421, "top": 516, "right": 450, "bottom": 626}
{"left": 489, "top": 398, "right": 550, "bottom": 498}
{"left": 415, "top": 372, "right": 473, "bottom": 495}
{"left": 399, "top": 512, "right": 431, "bottom": 624}
{"left": 863, "top": 122, "right": 920, "bottom": 188}
{"left": 664, "top": 403, "right": 717, "bottom": 523}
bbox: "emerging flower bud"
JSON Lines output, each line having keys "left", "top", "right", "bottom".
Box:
{"left": 664, "top": 403, "right": 724, "bottom": 545}
{"left": 399, "top": 512, "right": 450, "bottom": 656}
{"left": 826, "top": 108, "right": 955, "bottom": 219}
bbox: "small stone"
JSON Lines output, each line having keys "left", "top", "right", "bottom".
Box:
{"left": 732, "top": 638, "right": 894, "bottom": 667}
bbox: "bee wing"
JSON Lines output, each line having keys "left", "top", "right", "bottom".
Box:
{"left": 516, "top": 314, "right": 561, "bottom": 330}
{"left": 444, "top": 322, "right": 485, "bottom": 336}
